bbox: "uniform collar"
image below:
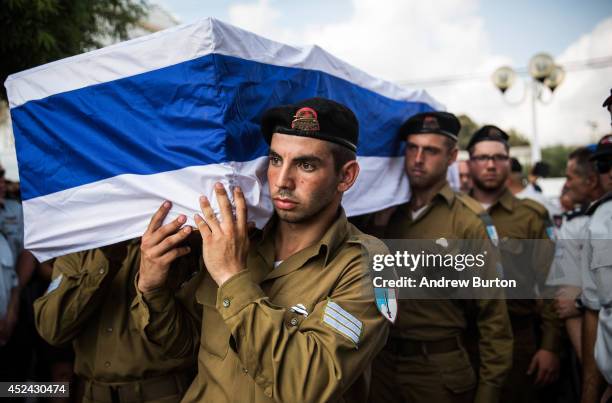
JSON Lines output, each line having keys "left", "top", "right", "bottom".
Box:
{"left": 492, "top": 188, "right": 515, "bottom": 212}
{"left": 437, "top": 182, "right": 456, "bottom": 207}
{"left": 403, "top": 181, "right": 454, "bottom": 220}
{"left": 468, "top": 187, "right": 515, "bottom": 212}
{"left": 257, "top": 208, "right": 350, "bottom": 279}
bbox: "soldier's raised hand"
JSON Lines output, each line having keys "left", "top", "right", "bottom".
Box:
{"left": 195, "top": 183, "right": 249, "bottom": 287}
{"left": 138, "top": 201, "right": 192, "bottom": 293}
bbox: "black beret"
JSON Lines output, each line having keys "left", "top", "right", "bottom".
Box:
{"left": 590, "top": 134, "right": 612, "bottom": 160}
{"left": 398, "top": 111, "right": 460, "bottom": 141}
{"left": 260, "top": 97, "right": 358, "bottom": 152}
{"left": 603, "top": 89, "right": 612, "bottom": 108}
{"left": 467, "top": 125, "right": 509, "bottom": 150}
{"left": 510, "top": 157, "right": 522, "bottom": 173}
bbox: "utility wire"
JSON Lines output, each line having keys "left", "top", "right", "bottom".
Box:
{"left": 397, "top": 55, "right": 612, "bottom": 87}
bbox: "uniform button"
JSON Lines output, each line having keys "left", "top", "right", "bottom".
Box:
{"left": 99, "top": 268, "right": 105, "bottom": 275}
{"left": 222, "top": 298, "right": 231, "bottom": 308}
{"left": 106, "top": 327, "right": 113, "bottom": 333}
{"left": 290, "top": 318, "right": 299, "bottom": 326}
{"left": 242, "top": 368, "right": 248, "bottom": 374}
{"left": 264, "top": 387, "right": 272, "bottom": 397}
{"left": 104, "top": 361, "right": 111, "bottom": 368}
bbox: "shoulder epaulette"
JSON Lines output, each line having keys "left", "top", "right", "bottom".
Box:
{"left": 521, "top": 198, "right": 548, "bottom": 218}
{"left": 586, "top": 191, "right": 612, "bottom": 216}
{"left": 455, "top": 192, "right": 485, "bottom": 216}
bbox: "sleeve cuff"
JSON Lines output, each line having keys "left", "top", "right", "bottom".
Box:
{"left": 474, "top": 383, "right": 500, "bottom": 403}
{"left": 540, "top": 330, "right": 561, "bottom": 353}
{"left": 141, "top": 287, "right": 174, "bottom": 313}
{"left": 216, "top": 270, "right": 266, "bottom": 320}
{"left": 131, "top": 279, "right": 174, "bottom": 338}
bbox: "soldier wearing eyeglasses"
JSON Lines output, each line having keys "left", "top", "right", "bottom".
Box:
{"left": 466, "top": 126, "right": 560, "bottom": 403}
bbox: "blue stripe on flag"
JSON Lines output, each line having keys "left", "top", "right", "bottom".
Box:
{"left": 12, "top": 53, "right": 433, "bottom": 201}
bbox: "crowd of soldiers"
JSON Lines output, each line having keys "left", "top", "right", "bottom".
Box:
{"left": 0, "top": 90, "right": 611, "bottom": 403}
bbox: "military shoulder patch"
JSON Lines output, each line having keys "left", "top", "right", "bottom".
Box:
{"left": 486, "top": 224, "right": 499, "bottom": 247}
{"left": 322, "top": 299, "right": 363, "bottom": 346}
{"left": 45, "top": 274, "right": 63, "bottom": 295}
{"left": 375, "top": 287, "right": 397, "bottom": 323}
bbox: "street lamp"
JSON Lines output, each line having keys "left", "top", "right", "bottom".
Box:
{"left": 492, "top": 53, "right": 565, "bottom": 163}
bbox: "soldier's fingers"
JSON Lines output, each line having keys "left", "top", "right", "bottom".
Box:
{"left": 145, "top": 201, "right": 171, "bottom": 235}
{"left": 160, "top": 246, "right": 192, "bottom": 266}
{"left": 199, "top": 195, "right": 221, "bottom": 234}
{"left": 148, "top": 215, "right": 187, "bottom": 246}
{"left": 534, "top": 367, "right": 547, "bottom": 385}
{"left": 194, "top": 213, "right": 212, "bottom": 239}
{"left": 526, "top": 356, "right": 538, "bottom": 375}
{"left": 234, "top": 186, "right": 247, "bottom": 235}
{"left": 150, "top": 225, "right": 192, "bottom": 257}
{"left": 214, "top": 183, "right": 234, "bottom": 231}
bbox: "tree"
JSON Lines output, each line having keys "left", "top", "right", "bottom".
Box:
{"left": 541, "top": 145, "right": 575, "bottom": 177}
{"left": 1, "top": 0, "right": 148, "bottom": 101}
{"left": 457, "top": 114, "right": 531, "bottom": 150}
{"left": 506, "top": 129, "right": 530, "bottom": 147}
{"left": 457, "top": 114, "right": 479, "bottom": 150}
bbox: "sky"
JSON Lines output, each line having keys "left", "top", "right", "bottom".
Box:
{"left": 154, "top": 0, "right": 612, "bottom": 147}
{"left": 2, "top": 0, "right": 612, "bottom": 180}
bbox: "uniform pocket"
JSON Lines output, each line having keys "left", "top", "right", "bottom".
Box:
{"left": 431, "top": 349, "right": 477, "bottom": 394}
{"left": 200, "top": 305, "right": 231, "bottom": 359}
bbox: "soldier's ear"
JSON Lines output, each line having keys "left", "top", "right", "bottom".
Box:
{"left": 338, "top": 160, "right": 359, "bottom": 192}
{"left": 448, "top": 146, "right": 458, "bottom": 165}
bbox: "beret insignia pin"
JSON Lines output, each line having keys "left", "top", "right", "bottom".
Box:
{"left": 291, "top": 107, "right": 320, "bottom": 132}
{"left": 422, "top": 115, "right": 440, "bottom": 131}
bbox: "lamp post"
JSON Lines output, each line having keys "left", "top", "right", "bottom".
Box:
{"left": 492, "top": 53, "right": 565, "bottom": 163}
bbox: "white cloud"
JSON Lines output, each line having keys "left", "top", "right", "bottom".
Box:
{"left": 227, "top": 0, "right": 612, "bottom": 148}
{"left": 227, "top": 0, "right": 286, "bottom": 41}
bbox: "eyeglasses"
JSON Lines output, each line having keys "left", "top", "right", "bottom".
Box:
{"left": 470, "top": 154, "right": 510, "bottom": 163}
{"left": 595, "top": 157, "right": 612, "bottom": 174}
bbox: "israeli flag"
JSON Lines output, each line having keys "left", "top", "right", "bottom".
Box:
{"left": 5, "top": 18, "right": 442, "bottom": 261}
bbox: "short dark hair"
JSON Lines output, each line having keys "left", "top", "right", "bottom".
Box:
{"left": 443, "top": 136, "right": 457, "bottom": 152}
{"left": 328, "top": 142, "right": 357, "bottom": 173}
{"left": 468, "top": 141, "right": 509, "bottom": 156}
{"left": 568, "top": 147, "right": 597, "bottom": 178}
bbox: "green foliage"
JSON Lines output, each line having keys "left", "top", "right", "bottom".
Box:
{"left": 541, "top": 145, "right": 575, "bottom": 177}
{"left": 506, "top": 129, "right": 530, "bottom": 147}
{"left": 457, "top": 114, "right": 478, "bottom": 150}
{"left": 1, "top": 0, "right": 148, "bottom": 100}
{"left": 457, "top": 114, "right": 531, "bottom": 150}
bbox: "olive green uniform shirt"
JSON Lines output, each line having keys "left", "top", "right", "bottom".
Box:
{"left": 485, "top": 188, "right": 560, "bottom": 353}
{"left": 384, "top": 183, "right": 513, "bottom": 403}
{"left": 133, "top": 210, "right": 390, "bottom": 403}
{"left": 33, "top": 240, "right": 198, "bottom": 382}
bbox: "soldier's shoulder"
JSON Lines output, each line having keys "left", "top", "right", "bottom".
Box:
{"left": 454, "top": 192, "right": 486, "bottom": 217}
{"left": 564, "top": 205, "right": 588, "bottom": 222}
{"left": 586, "top": 192, "right": 612, "bottom": 216}
{"left": 346, "top": 223, "right": 389, "bottom": 256}
{"left": 519, "top": 197, "right": 549, "bottom": 218}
